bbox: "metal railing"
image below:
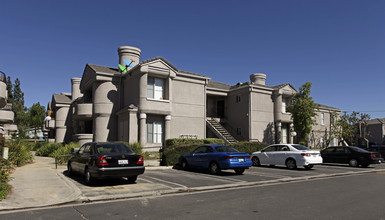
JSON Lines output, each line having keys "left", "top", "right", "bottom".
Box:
{"left": 54, "top": 154, "right": 71, "bottom": 169}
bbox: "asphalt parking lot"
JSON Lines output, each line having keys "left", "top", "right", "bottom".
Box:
{"left": 65, "top": 162, "right": 385, "bottom": 199}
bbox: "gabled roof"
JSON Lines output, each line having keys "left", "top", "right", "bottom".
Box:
{"left": 139, "top": 57, "right": 208, "bottom": 78}
{"left": 87, "top": 64, "right": 120, "bottom": 75}
{"left": 52, "top": 93, "right": 71, "bottom": 105}
{"left": 207, "top": 81, "right": 231, "bottom": 90}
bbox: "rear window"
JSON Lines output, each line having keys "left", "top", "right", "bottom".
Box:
{"left": 350, "top": 146, "right": 370, "bottom": 153}
{"left": 215, "top": 145, "right": 239, "bottom": 152}
{"left": 292, "top": 145, "right": 310, "bottom": 151}
{"left": 97, "top": 144, "right": 133, "bottom": 154}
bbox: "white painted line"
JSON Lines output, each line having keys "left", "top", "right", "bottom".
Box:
{"left": 145, "top": 176, "right": 188, "bottom": 189}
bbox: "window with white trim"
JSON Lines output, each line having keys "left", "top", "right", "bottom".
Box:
{"left": 321, "top": 113, "right": 325, "bottom": 125}
{"left": 147, "top": 77, "right": 165, "bottom": 100}
{"left": 147, "top": 121, "right": 163, "bottom": 143}
{"left": 282, "top": 98, "right": 287, "bottom": 113}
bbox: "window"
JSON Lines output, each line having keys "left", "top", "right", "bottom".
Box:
{"left": 147, "top": 121, "right": 163, "bottom": 143}
{"left": 237, "top": 128, "right": 242, "bottom": 135}
{"left": 147, "top": 77, "right": 165, "bottom": 100}
{"left": 321, "top": 113, "right": 325, "bottom": 125}
{"left": 236, "top": 95, "right": 241, "bottom": 103}
{"left": 262, "top": 146, "right": 277, "bottom": 152}
{"left": 282, "top": 98, "right": 286, "bottom": 113}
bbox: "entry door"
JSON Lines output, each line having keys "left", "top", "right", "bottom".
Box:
{"left": 217, "top": 100, "right": 224, "bottom": 118}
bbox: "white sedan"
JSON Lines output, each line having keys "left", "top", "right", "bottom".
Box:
{"left": 251, "top": 144, "right": 323, "bottom": 169}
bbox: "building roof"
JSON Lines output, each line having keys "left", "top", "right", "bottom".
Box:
{"left": 317, "top": 103, "right": 341, "bottom": 111}
{"left": 367, "top": 118, "right": 385, "bottom": 125}
{"left": 140, "top": 57, "right": 208, "bottom": 78}
{"left": 52, "top": 93, "right": 71, "bottom": 104}
{"left": 87, "top": 64, "right": 120, "bottom": 75}
{"left": 207, "top": 81, "right": 231, "bottom": 90}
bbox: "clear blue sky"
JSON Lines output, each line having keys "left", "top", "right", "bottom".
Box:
{"left": 1, "top": 0, "right": 384, "bottom": 118}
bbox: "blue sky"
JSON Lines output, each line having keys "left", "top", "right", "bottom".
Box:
{"left": 1, "top": 0, "right": 385, "bottom": 118}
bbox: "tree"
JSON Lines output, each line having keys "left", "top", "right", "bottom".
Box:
{"left": 6, "top": 76, "right": 13, "bottom": 104}
{"left": 287, "top": 82, "right": 319, "bottom": 144}
{"left": 12, "top": 78, "right": 28, "bottom": 138}
{"left": 28, "top": 103, "right": 46, "bottom": 142}
{"left": 337, "top": 112, "right": 370, "bottom": 146}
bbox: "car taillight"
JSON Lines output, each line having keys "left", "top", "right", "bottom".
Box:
{"left": 301, "top": 153, "right": 311, "bottom": 157}
{"left": 370, "top": 154, "right": 376, "bottom": 158}
{"left": 137, "top": 155, "right": 144, "bottom": 165}
{"left": 224, "top": 156, "right": 235, "bottom": 159}
{"left": 97, "top": 156, "right": 108, "bottom": 166}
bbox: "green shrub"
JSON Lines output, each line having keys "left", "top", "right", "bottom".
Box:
{"left": 35, "top": 143, "right": 63, "bottom": 157}
{"left": 6, "top": 139, "right": 33, "bottom": 167}
{"left": 32, "top": 141, "right": 48, "bottom": 151}
{"left": 162, "top": 144, "right": 199, "bottom": 166}
{"left": 0, "top": 158, "right": 11, "bottom": 183}
{"left": 0, "top": 183, "right": 10, "bottom": 201}
{"left": 229, "top": 141, "right": 268, "bottom": 154}
{"left": 50, "top": 142, "right": 80, "bottom": 165}
{"left": 165, "top": 138, "right": 204, "bottom": 147}
{"left": 203, "top": 138, "right": 224, "bottom": 144}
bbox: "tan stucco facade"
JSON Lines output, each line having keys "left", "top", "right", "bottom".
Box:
{"left": 45, "top": 46, "right": 341, "bottom": 150}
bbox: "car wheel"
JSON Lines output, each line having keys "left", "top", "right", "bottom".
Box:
{"left": 67, "top": 162, "right": 73, "bottom": 176}
{"left": 209, "top": 162, "right": 221, "bottom": 175}
{"left": 181, "top": 159, "right": 189, "bottom": 170}
{"left": 85, "top": 168, "right": 93, "bottom": 185}
{"left": 234, "top": 168, "right": 245, "bottom": 175}
{"left": 304, "top": 165, "right": 314, "bottom": 170}
{"left": 286, "top": 158, "right": 297, "bottom": 169}
{"left": 349, "top": 159, "right": 359, "bottom": 167}
{"left": 252, "top": 157, "right": 261, "bottom": 166}
{"left": 127, "top": 176, "right": 138, "bottom": 183}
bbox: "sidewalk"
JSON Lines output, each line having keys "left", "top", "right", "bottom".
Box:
{"left": 0, "top": 156, "right": 82, "bottom": 210}
{"left": 0, "top": 155, "right": 169, "bottom": 211}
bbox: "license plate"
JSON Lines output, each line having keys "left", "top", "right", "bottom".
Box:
{"left": 118, "top": 160, "right": 129, "bottom": 165}
{"left": 238, "top": 158, "right": 245, "bottom": 162}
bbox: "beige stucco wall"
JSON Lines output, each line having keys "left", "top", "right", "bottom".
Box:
{"left": 170, "top": 77, "right": 206, "bottom": 139}
{"left": 226, "top": 87, "right": 250, "bottom": 140}
{"left": 250, "top": 89, "right": 275, "bottom": 143}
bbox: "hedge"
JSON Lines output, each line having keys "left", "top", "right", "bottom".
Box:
{"left": 161, "top": 140, "right": 269, "bottom": 166}
{"left": 165, "top": 138, "right": 224, "bottom": 147}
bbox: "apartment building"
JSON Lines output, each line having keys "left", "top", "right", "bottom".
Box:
{"left": 0, "top": 71, "right": 17, "bottom": 139}
{"left": 44, "top": 46, "right": 340, "bottom": 150}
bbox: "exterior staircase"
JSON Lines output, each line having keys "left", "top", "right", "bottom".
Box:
{"left": 206, "top": 118, "right": 238, "bottom": 144}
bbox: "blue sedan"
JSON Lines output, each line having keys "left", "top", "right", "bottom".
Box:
{"left": 178, "top": 144, "right": 252, "bottom": 175}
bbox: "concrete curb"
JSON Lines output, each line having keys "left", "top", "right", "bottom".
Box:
{"left": 68, "top": 168, "right": 385, "bottom": 205}
{"left": 2, "top": 166, "right": 384, "bottom": 212}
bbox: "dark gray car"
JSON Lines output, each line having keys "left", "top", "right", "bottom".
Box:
{"left": 68, "top": 142, "right": 145, "bottom": 185}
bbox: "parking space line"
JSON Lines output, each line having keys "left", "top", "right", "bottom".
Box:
{"left": 154, "top": 169, "right": 246, "bottom": 183}
{"left": 246, "top": 172, "right": 289, "bottom": 179}
{"left": 138, "top": 177, "right": 155, "bottom": 184}
{"left": 144, "top": 176, "right": 188, "bottom": 189}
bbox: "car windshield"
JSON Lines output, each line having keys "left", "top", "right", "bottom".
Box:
{"left": 215, "top": 145, "right": 239, "bottom": 152}
{"left": 292, "top": 145, "right": 310, "bottom": 151}
{"left": 350, "top": 146, "right": 370, "bottom": 153}
{"left": 97, "top": 144, "right": 133, "bottom": 154}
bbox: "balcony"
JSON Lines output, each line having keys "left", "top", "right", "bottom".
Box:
{"left": 73, "top": 103, "right": 92, "bottom": 120}
{"left": 45, "top": 119, "right": 55, "bottom": 129}
{"left": 0, "top": 104, "right": 14, "bottom": 123}
{"left": 0, "top": 71, "right": 6, "bottom": 108}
